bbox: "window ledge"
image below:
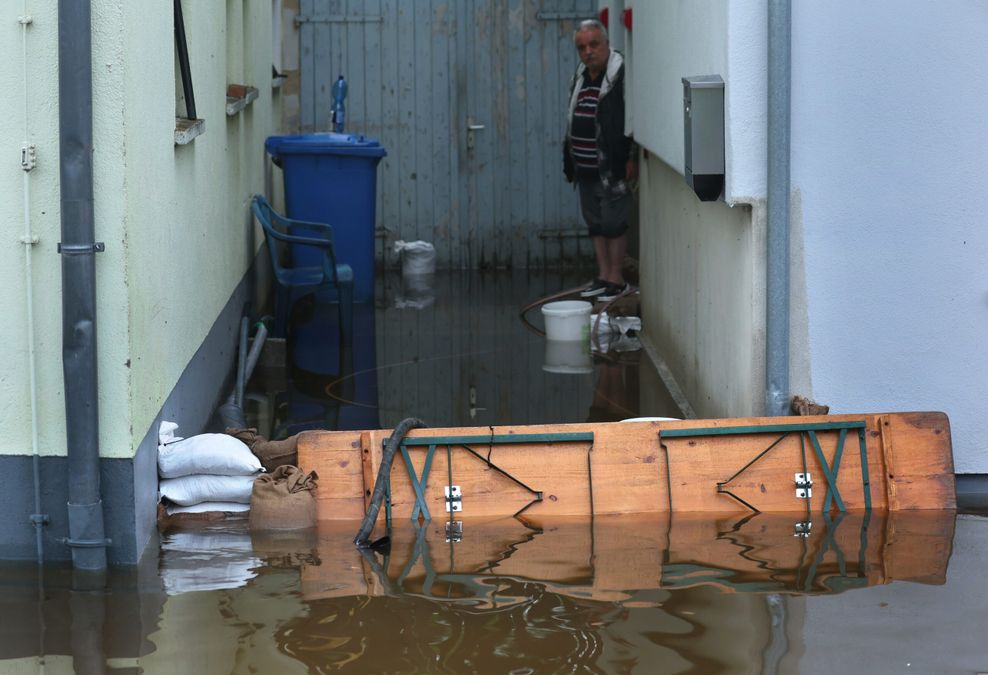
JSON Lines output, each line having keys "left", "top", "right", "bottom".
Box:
{"left": 175, "top": 117, "right": 206, "bottom": 145}
{"left": 226, "top": 84, "right": 259, "bottom": 116}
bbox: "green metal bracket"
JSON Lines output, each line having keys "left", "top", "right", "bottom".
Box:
{"left": 808, "top": 429, "right": 847, "bottom": 512}
{"left": 662, "top": 420, "right": 870, "bottom": 514}
{"left": 402, "top": 443, "right": 438, "bottom": 521}
{"left": 661, "top": 421, "right": 867, "bottom": 438}
{"left": 393, "top": 431, "right": 595, "bottom": 521}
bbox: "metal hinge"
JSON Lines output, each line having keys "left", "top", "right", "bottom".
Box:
{"left": 21, "top": 144, "right": 36, "bottom": 171}
{"left": 445, "top": 520, "right": 462, "bottom": 543}
{"left": 795, "top": 472, "right": 813, "bottom": 499}
{"left": 535, "top": 11, "right": 595, "bottom": 21}
{"left": 793, "top": 521, "right": 812, "bottom": 538}
{"left": 444, "top": 485, "right": 462, "bottom": 513}
{"left": 295, "top": 14, "right": 382, "bottom": 26}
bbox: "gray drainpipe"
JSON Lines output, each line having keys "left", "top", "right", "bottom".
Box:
{"left": 766, "top": 0, "right": 791, "bottom": 417}
{"left": 58, "top": 0, "right": 108, "bottom": 571}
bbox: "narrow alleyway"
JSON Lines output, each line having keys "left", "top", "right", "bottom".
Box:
{"left": 247, "top": 268, "right": 684, "bottom": 438}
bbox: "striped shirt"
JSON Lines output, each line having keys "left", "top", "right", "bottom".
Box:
{"left": 570, "top": 71, "right": 603, "bottom": 180}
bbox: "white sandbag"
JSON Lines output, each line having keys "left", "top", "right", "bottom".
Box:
{"left": 392, "top": 239, "right": 436, "bottom": 276}
{"left": 165, "top": 501, "right": 251, "bottom": 516}
{"left": 158, "top": 433, "right": 261, "bottom": 478}
{"left": 159, "top": 474, "right": 256, "bottom": 506}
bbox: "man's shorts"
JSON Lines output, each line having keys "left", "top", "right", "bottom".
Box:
{"left": 578, "top": 178, "right": 631, "bottom": 238}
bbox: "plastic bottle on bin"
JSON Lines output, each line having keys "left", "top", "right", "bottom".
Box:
{"left": 331, "top": 75, "right": 347, "bottom": 133}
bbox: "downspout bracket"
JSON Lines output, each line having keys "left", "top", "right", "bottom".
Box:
{"left": 62, "top": 537, "right": 112, "bottom": 548}
{"left": 57, "top": 242, "right": 105, "bottom": 255}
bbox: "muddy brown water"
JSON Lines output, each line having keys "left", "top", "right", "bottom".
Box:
{"left": 2, "top": 271, "right": 983, "bottom": 673}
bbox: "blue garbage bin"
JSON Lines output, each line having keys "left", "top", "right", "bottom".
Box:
{"left": 265, "top": 132, "right": 387, "bottom": 303}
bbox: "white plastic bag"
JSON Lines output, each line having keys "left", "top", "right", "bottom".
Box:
{"left": 589, "top": 312, "right": 641, "bottom": 335}
{"left": 159, "top": 474, "right": 257, "bottom": 506}
{"left": 158, "top": 432, "right": 261, "bottom": 478}
{"left": 392, "top": 239, "right": 436, "bottom": 276}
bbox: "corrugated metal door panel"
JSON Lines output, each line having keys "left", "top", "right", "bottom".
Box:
{"left": 299, "top": 0, "right": 590, "bottom": 269}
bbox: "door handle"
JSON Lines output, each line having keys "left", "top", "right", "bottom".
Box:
{"left": 467, "top": 119, "right": 485, "bottom": 149}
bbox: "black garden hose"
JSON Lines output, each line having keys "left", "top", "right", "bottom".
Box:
{"left": 353, "top": 416, "right": 426, "bottom": 548}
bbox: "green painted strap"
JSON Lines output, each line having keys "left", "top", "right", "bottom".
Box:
{"left": 662, "top": 563, "right": 783, "bottom": 592}
{"left": 661, "top": 421, "right": 866, "bottom": 439}
{"left": 401, "top": 443, "right": 437, "bottom": 521}
{"left": 808, "top": 429, "right": 847, "bottom": 513}
{"left": 804, "top": 510, "right": 849, "bottom": 592}
{"left": 400, "top": 432, "right": 594, "bottom": 447}
{"left": 857, "top": 428, "right": 873, "bottom": 510}
{"left": 397, "top": 524, "right": 433, "bottom": 591}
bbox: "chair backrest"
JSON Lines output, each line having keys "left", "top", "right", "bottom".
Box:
{"left": 251, "top": 195, "right": 292, "bottom": 281}
{"left": 250, "top": 194, "right": 341, "bottom": 286}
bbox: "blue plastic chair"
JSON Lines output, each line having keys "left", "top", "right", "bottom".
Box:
{"left": 251, "top": 194, "right": 354, "bottom": 342}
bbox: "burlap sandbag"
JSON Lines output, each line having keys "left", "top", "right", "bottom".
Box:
{"left": 249, "top": 465, "right": 319, "bottom": 531}
{"left": 225, "top": 428, "right": 299, "bottom": 472}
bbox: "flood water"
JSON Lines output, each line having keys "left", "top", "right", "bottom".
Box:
{"left": 1, "top": 271, "right": 984, "bottom": 674}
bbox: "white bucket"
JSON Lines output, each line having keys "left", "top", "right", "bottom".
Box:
{"left": 543, "top": 339, "right": 592, "bottom": 375}
{"left": 541, "top": 300, "right": 592, "bottom": 342}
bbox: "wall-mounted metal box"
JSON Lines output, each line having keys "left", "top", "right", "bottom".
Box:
{"left": 682, "top": 75, "right": 725, "bottom": 201}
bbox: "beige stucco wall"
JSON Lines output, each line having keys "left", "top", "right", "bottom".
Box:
{"left": 0, "top": 0, "right": 276, "bottom": 459}
{"left": 638, "top": 157, "right": 764, "bottom": 419}
{"left": 629, "top": 2, "right": 770, "bottom": 419}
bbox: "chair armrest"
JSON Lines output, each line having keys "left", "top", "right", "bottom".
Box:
{"left": 269, "top": 210, "right": 337, "bottom": 236}
{"left": 263, "top": 226, "right": 333, "bottom": 249}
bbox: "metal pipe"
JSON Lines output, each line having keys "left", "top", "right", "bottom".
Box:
{"left": 58, "top": 0, "right": 107, "bottom": 570}
{"left": 235, "top": 316, "right": 248, "bottom": 409}
{"left": 174, "top": 0, "right": 197, "bottom": 119}
{"left": 243, "top": 321, "right": 269, "bottom": 385}
{"left": 19, "top": 6, "right": 46, "bottom": 565}
{"left": 766, "top": 0, "right": 792, "bottom": 417}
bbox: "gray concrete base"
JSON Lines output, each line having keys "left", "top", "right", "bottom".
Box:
{"left": 0, "top": 250, "right": 266, "bottom": 565}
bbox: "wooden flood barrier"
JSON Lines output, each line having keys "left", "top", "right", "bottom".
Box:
{"left": 297, "top": 412, "right": 955, "bottom": 524}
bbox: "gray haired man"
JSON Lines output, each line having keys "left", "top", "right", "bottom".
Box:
{"left": 563, "top": 19, "right": 637, "bottom": 302}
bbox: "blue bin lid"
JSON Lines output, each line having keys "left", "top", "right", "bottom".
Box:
{"left": 265, "top": 132, "right": 387, "bottom": 158}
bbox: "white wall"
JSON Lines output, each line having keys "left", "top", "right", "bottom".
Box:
{"left": 631, "top": 1, "right": 766, "bottom": 418}
{"left": 632, "top": 1, "right": 766, "bottom": 203}
{"left": 0, "top": 0, "right": 276, "bottom": 460}
{"left": 792, "top": 1, "right": 988, "bottom": 472}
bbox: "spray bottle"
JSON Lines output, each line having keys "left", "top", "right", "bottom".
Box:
{"left": 331, "top": 75, "right": 348, "bottom": 133}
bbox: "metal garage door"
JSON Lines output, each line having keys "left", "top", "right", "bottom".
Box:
{"left": 299, "top": 0, "right": 597, "bottom": 269}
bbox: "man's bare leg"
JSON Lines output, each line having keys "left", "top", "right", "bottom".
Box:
{"left": 605, "top": 233, "right": 628, "bottom": 286}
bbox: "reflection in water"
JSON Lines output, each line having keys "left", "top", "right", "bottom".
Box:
{"left": 0, "top": 510, "right": 964, "bottom": 672}
{"left": 275, "top": 510, "right": 951, "bottom": 672}
{"left": 255, "top": 271, "right": 683, "bottom": 439}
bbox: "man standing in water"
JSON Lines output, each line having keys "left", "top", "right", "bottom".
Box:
{"left": 563, "top": 19, "right": 637, "bottom": 302}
